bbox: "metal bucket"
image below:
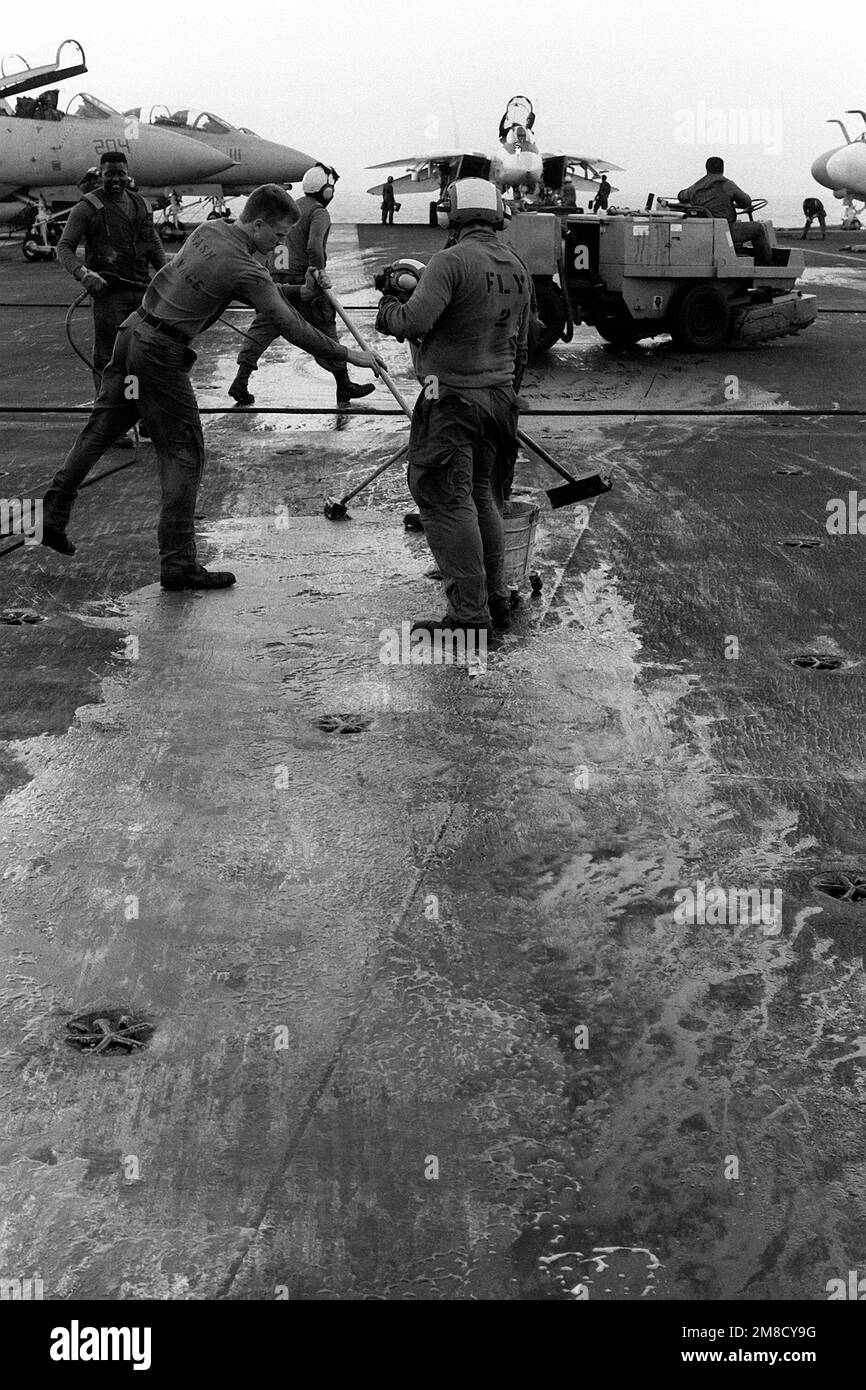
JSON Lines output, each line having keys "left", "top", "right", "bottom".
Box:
{"left": 502, "top": 499, "right": 540, "bottom": 585}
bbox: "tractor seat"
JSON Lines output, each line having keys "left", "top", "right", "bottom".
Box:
{"left": 672, "top": 203, "right": 712, "bottom": 218}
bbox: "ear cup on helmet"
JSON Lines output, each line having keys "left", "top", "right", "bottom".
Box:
{"left": 302, "top": 165, "right": 335, "bottom": 197}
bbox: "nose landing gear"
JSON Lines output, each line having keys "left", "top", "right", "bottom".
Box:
{"left": 21, "top": 198, "right": 63, "bottom": 260}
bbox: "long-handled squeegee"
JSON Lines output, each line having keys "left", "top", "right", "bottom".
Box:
{"left": 323, "top": 440, "right": 410, "bottom": 520}
{"left": 321, "top": 283, "right": 613, "bottom": 513}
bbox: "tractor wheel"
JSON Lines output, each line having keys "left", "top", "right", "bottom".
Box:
{"left": 22, "top": 236, "right": 40, "bottom": 261}
{"left": 595, "top": 316, "right": 644, "bottom": 348}
{"left": 672, "top": 284, "right": 732, "bottom": 351}
{"left": 531, "top": 280, "right": 567, "bottom": 356}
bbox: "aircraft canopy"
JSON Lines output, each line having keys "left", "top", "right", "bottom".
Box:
{"left": 66, "top": 92, "right": 122, "bottom": 119}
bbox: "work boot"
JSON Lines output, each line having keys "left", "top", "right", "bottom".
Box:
{"left": 336, "top": 380, "right": 375, "bottom": 406}
{"left": 228, "top": 369, "right": 255, "bottom": 406}
{"left": 161, "top": 565, "right": 236, "bottom": 591}
{"left": 41, "top": 525, "right": 76, "bottom": 556}
{"left": 489, "top": 596, "right": 512, "bottom": 630}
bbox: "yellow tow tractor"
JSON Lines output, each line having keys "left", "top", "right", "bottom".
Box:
{"left": 506, "top": 198, "right": 817, "bottom": 353}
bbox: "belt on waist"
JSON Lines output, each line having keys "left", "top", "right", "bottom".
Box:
{"left": 136, "top": 309, "right": 192, "bottom": 346}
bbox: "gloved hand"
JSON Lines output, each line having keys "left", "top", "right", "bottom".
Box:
{"left": 301, "top": 266, "right": 331, "bottom": 301}
{"left": 375, "top": 294, "right": 403, "bottom": 340}
{"left": 81, "top": 270, "right": 108, "bottom": 297}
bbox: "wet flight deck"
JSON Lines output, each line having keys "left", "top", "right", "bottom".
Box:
{"left": 0, "top": 222, "right": 864, "bottom": 1300}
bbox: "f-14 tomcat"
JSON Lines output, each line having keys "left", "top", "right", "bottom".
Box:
{"left": 366, "top": 94, "right": 624, "bottom": 203}
{"left": 0, "top": 40, "right": 235, "bottom": 223}
{"left": 122, "top": 107, "right": 321, "bottom": 198}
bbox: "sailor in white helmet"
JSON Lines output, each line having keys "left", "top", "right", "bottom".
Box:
{"left": 376, "top": 177, "right": 530, "bottom": 639}
{"left": 229, "top": 164, "right": 376, "bottom": 407}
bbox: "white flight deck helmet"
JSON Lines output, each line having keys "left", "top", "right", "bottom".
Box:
{"left": 436, "top": 177, "right": 505, "bottom": 230}
{"left": 302, "top": 165, "right": 336, "bottom": 202}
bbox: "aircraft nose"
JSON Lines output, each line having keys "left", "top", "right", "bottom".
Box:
{"left": 826, "top": 144, "right": 866, "bottom": 193}
{"left": 811, "top": 146, "right": 843, "bottom": 189}
{"left": 258, "top": 140, "right": 323, "bottom": 184}
{"left": 131, "top": 124, "right": 236, "bottom": 183}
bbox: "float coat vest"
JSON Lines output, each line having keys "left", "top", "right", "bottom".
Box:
{"left": 82, "top": 189, "right": 155, "bottom": 287}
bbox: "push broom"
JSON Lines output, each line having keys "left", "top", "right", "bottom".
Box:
{"left": 319, "top": 283, "right": 613, "bottom": 516}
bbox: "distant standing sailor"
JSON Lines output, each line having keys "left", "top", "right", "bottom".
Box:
{"left": 592, "top": 174, "right": 611, "bottom": 213}
{"left": 381, "top": 176, "right": 398, "bottom": 225}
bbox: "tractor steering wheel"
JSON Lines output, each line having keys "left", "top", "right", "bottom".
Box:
{"left": 742, "top": 198, "right": 768, "bottom": 214}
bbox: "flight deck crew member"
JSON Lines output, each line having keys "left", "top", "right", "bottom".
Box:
{"left": 677, "top": 156, "right": 771, "bottom": 263}
{"left": 592, "top": 175, "right": 611, "bottom": 212}
{"left": 228, "top": 166, "right": 375, "bottom": 408}
{"left": 801, "top": 197, "right": 827, "bottom": 240}
{"left": 381, "top": 176, "right": 398, "bottom": 225}
{"left": 376, "top": 177, "right": 530, "bottom": 638}
{"left": 41, "top": 184, "right": 383, "bottom": 590}
{"left": 58, "top": 151, "right": 167, "bottom": 398}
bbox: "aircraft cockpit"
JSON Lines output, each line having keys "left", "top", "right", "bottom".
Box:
{"left": 65, "top": 93, "right": 123, "bottom": 120}
{"left": 10, "top": 89, "right": 62, "bottom": 120}
{"left": 142, "top": 107, "right": 257, "bottom": 136}
{"left": 5, "top": 90, "right": 118, "bottom": 122}
{"left": 0, "top": 38, "right": 87, "bottom": 117}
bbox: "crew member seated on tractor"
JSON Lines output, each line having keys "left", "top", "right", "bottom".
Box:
{"left": 677, "top": 156, "right": 771, "bottom": 264}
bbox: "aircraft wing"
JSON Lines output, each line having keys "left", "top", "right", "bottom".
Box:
{"left": 549, "top": 153, "right": 625, "bottom": 174}
{"left": 366, "top": 171, "right": 441, "bottom": 196}
{"left": 365, "top": 150, "right": 485, "bottom": 170}
{"left": 558, "top": 157, "right": 625, "bottom": 175}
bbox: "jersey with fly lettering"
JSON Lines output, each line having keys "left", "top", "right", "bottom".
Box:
{"left": 376, "top": 226, "right": 530, "bottom": 630}
{"left": 376, "top": 227, "right": 530, "bottom": 387}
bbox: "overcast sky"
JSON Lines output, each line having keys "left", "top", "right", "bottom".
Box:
{"left": 13, "top": 0, "right": 866, "bottom": 203}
